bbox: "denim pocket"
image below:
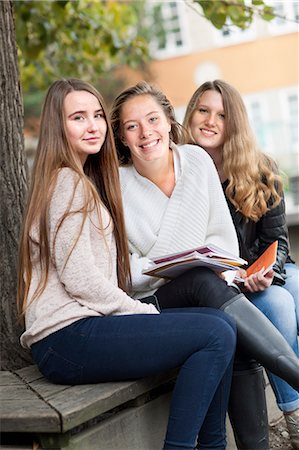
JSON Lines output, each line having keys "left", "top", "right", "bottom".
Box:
{"left": 38, "top": 347, "right": 83, "bottom": 385}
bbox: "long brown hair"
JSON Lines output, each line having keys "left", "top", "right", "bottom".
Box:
{"left": 110, "top": 80, "right": 185, "bottom": 165}
{"left": 183, "top": 80, "right": 283, "bottom": 221}
{"left": 17, "top": 79, "right": 131, "bottom": 317}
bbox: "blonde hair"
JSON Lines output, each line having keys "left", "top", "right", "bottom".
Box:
{"left": 183, "top": 80, "right": 283, "bottom": 221}
{"left": 110, "top": 80, "right": 185, "bottom": 165}
{"left": 17, "top": 79, "right": 131, "bottom": 317}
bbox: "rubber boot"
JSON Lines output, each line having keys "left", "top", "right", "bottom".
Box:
{"left": 229, "top": 366, "right": 269, "bottom": 449}
{"left": 221, "top": 293, "right": 299, "bottom": 392}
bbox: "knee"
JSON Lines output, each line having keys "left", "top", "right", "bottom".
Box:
{"left": 183, "top": 268, "right": 234, "bottom": 307}
{"left": 215, "top": 316, "right": 237, "bottom": 354}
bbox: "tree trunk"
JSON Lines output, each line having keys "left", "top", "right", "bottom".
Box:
{"left": 0, "top": 0, "right": 32, "bottom": 369}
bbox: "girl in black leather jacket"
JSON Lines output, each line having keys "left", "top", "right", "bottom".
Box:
{"left": 184, "top": 79, "right": 299, "bottom": 450}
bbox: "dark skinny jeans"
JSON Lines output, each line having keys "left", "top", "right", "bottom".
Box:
{"left": 31, "top": 308, "right": 236, "bottom": 450}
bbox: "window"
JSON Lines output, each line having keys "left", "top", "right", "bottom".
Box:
{"left": 214, "top": 18, "right": 256, "bottom": 46}
{"left": 249, "top": 100, "right": 267, "bottom": 149}
{"left": 287, "top": 93, "right": 299, "bottom": 148}
{"left": 268, "top": 1, "right": 299, "bottom": 34}
{"left": 148, "top": 1, "right": 190, "bottom": 59}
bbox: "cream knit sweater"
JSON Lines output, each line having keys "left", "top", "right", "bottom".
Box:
{"left": 120, "top": 143, "right": 239, "bottom": 299}
{"left": 21, "top": 168, "right": 158, "bottom": 349}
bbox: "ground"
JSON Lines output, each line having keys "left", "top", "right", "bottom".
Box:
{"left": 269, "top": 416, "right": 294, "bottom": 450}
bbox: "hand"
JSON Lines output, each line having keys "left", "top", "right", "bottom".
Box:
{"left": 243, "top": 269, "right": 274, "bottom": 293}
{"left": 235, "top": 268, "right": 247, "bottom": 280}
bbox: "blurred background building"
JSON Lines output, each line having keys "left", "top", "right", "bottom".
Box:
{"left": 23, "top": 0, "right": 299, "bottom": 257}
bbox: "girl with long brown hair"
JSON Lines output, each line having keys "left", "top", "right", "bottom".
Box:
{"left": 183, "top": 79, "right": 299, "bottom": 449}
{"left": 17, "top": 78, "right": 240, "bottom": 450}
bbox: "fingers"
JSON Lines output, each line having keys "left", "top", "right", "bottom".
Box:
{"left": 244, "top": 268, "right": 273, "bottom": 292}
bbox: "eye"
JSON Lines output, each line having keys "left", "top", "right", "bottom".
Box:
{"left": 95, "top": 111, "right": 105, "bottom": 119}
{"left": 73, "top": 114, "right": 84, "bottom": 121}
{"left": 198, "top": 108, "right": 208, "bottom": 114}
{"left": 149, "top": 116, "right": 158, "bottom": 123}
{"left": 126, "top": 123, "right": 137, "bottom": 131}
{"left": 219, "top": 113, "right": 225, "bottom": 119}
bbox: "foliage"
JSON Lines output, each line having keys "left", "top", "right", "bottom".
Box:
{"left": 195, "top": 0, "right": 275, "bottom": 30}
{"left": 15, "top": 0, "right": 149, "bottom": 91}
{"left": 15, "top": 0, "right": 275, "bottom": 93}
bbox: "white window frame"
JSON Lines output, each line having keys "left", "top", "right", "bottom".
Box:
{"left": 214, "top": 19, "right": 257, "bottom": 47}
{"left": 279, "top": 86, "right": 299, "bottom": 153}
{"left": 267, "top": 1, "right": 299, "bottom": 35}
{"left": 149, "top": 1, "right": 191, "bottom": 59}
{"left": 244, "top": 94, "right": 272, "bottom": 152}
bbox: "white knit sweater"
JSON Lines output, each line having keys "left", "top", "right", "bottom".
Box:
{"left": 21, "top": 168, "right": 158, "bottom": 349}
{"left": 120, "top": 143, "right": 239, "bottom": 298}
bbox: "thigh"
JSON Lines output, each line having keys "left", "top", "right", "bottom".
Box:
{"left": 248, "top": 285, "right": 297, "bottom": 342}
{"left": 155, "top": 267, "right": 238, "bottom": 310}
{"left": 32, "top": 311, "right": 236, "bottom": 384}
{"left": 284, "top": 263, "right": 299, "bottom": 308}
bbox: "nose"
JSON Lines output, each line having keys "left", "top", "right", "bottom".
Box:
{"left": 205, "top": 113, "right": 216, "bottom": 127}
{"left": 87, "top": 117, "right": 98, "bottom": 132}
{"left": 140, "top": 123, "right": 152, "bottom": 138}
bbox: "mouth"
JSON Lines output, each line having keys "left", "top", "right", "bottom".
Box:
{"left": 83, "top": 137, "right": 100, "bottom": 142}
{"left": 200, "top": 128, "right": 217, "bottom": 136}
{"left": 139, "top": 139, "right": 159, "bottom": 149}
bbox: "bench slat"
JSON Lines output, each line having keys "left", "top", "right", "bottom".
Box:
{"left": 46, "top": 370, "right": 177, "bottom": 432}
{"left": 0, "top": 370, "right": 60, "bottom": 433}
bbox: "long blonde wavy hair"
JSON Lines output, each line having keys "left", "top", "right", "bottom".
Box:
{"left": 17, "top": 79, "right": 131, "bottom": 317}
{"left": 183, "top": 80, "right": 283, "bottom": 222}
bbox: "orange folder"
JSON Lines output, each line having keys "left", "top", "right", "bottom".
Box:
{"left": 246, "top": 241, "right": 278, "bottom": 277}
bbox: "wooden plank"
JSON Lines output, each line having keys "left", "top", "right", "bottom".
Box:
{"left": 0, "top": 399, "right": 60, "bottom": 433}
{"left": 0, "top": 372, "right": 23, "bottom": 386}
{"left": 0, "top": 385, "right": 35, "bottom": 401}
{"left": 15, "top": 365, "right": 45, "bottom": 383}
{"left": 0, "top": 369, "right": 61, "bottom": 433}
{"left": 4, "top": 365, "right": 177, "bottom": 434}
{"left": 29, "top": 377, "right": 71, "bottom": 400}
{"left": 48, "top": 369, "right": 177, "bottom": 432}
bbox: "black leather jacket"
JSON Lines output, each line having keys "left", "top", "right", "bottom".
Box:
{"left": 222, "top": 180, "right": 294, "bottom": 286}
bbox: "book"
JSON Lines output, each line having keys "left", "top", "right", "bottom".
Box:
{"left": 143, "top": 244, "right": 247, "bottom": 280}
{"left": 245, "top": 240, "right": 278, "bottom": 277}
{"left": 223, "top": 240, "right": 278, "bottom": 284}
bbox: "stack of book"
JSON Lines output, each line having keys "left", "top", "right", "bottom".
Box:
{"left": 143, "top": 241, "right": 278, "bottom": 282}
{"left": 143, "top": 244, "right": 247, "bottom": 280}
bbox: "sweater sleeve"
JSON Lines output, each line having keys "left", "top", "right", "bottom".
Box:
{"left": 130, "top": 252, "right": 166, "bottom": 293}
{"left": 254, "top": 194, "right": 290, "bottom": 283}
{"left": 49, "top": 169, "right": 159, "bottom": 315}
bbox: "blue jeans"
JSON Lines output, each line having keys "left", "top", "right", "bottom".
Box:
{"left": 248, "top": 263, "right": 299, "bottom": 412}
{"left": 31, "top": 308, "right": 236, "bottom": 450}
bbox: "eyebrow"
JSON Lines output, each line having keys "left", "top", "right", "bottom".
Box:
{"left": 122, "top": 110, "right": 160, "bottom": 125}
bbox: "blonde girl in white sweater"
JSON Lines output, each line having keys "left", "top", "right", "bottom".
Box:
{"left": 17, "top": 79, "right": 239, "bottom": 450}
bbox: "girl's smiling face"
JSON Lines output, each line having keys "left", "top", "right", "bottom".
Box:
{"left": 189, "top": 90, "right": 226, "bottom": 154}
{"left": 120, "top": 94, "right": 171, "bottom": 167}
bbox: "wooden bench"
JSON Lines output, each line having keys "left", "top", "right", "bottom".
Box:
{"left": 0, "top": 365, "right": 282, "bottom": 450}
{"left": 0, "top": 365, "right": 178, "bottom": 450}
